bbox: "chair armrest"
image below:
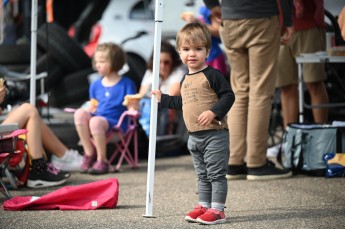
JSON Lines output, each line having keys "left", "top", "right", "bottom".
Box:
{"left": 0, "top": 65, "right": 47, "bottom": 82}
{"left": 0, "top": 129, "right": 28, "bottom": 139}
{"left": 114, "top": 110, "right": 140, "bottom": 129}
{"left": 0, "top": 123, "right": 19, "bottom": 134}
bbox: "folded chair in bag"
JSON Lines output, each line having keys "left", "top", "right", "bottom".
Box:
{"left": 91, "top": 110, "right": 141, "bottom": 171}
{"left": 0, "top": 126, "right": 28, "bottom": 199}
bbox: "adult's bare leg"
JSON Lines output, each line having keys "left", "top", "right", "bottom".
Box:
{"left": 41, "top": 119, "right": 68, "bottom": 158}
{"left": 2, "top": 103, "right": 45, "bottom": 159}
{"left": 280, "top": 84, "right": 299, "bottom": 128}
{"left": 306, "top": 81, "right": 329, "bottom": 123}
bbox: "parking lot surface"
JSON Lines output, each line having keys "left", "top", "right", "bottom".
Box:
{"left": 1, "top": 155, "right": 345, "bottom": 229}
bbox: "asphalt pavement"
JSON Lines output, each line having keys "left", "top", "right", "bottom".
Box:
{"left": 1, "top": 155, "right": 345, "bottom": 229}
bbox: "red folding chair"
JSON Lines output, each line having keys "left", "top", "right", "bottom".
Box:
{"left": 91, "top": 110, "right": 141, "bottom": 171}
{"left": 0, "top": 128, "right": 28, "bottom": 199}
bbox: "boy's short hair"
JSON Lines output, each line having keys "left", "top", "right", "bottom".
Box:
{"left": 176, "top": 22, "right": 211, "bottom": 52}
{"left": 93, "top": 42, "right": 126, "bottom": 72}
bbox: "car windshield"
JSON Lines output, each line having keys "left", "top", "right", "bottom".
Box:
{"left": 130, "top": 0, "right": 154, "bottom": 20}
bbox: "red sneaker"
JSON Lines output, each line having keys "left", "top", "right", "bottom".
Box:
{"left": 196, "top": 208, "right": 226, "bottom": 225}
{"left": 184, "top": 205, "right": 208, "bottom": 222}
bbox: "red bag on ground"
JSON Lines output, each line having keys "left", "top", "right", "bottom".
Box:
{"left": 2, "top": 178, "right": 119, "bottom": 210}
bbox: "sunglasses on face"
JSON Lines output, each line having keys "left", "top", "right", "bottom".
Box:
{"left": 160, "top": 60, "right": 172, "bottom": 66}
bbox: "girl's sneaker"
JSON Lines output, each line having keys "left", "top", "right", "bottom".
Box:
{"left": 88, "top": 160, "right": 114, "bottom": 175}
{"left": 185, "top": 205, "right": 208, "bottom": 222}
{"left": 27, "top": 163, "right": 70, "bottom": 188}
{"left": 196, "top": 208, "right": 226, "bottom": 225}
{"left": 80, "top": 154, "right": 95, "bottom": 173}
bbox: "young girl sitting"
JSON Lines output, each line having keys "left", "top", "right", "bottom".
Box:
{"left": 74, "top": 42, "right": 136, "bottom": 175}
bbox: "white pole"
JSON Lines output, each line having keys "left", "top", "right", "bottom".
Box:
{"left": 30, "top": 0, "right": 38, "bottom": 105}
{"left": 144, "top": 0, "right": 163, "bottom": 218}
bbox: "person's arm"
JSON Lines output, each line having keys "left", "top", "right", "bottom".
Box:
{"left": 87, "top": 81, "right": 98, "bottom": 113}
{"left": 207, "top": 71, "right": 235, "bottom": 120}
{"left": 160, "top": 94, "right": 183, "bottom": 110}
{"left": 123, "top": 78, "right": 139, "bottom": 110}
{"left": 338, "top": 6, "right": 345, "bottom": 41}
{"left": 209, "top": 16, "right": 221, "bottom": 37}
{"left": 313, "top": 0, "right": 324, "bottom": 28}
{"left": 168, "top": 82, "right": 181, "bottom": 96}
{"left": 181, "top": 10, "right": 220, "bottom": 37}
{"left": 203, "top": 0, "right": 222, "bottom": 23}
{"left": 281, "top": 26, "right": 294, "bottom": 45}
{"left": 0, "top": 79, "right": 6, "bottom": 104}
{"left": 203, "top": 0, "right": 220, "bottom": 10}
{"left": 138, "top": 69, "right": 152, "bottom": 97}
{"left": 139, "top": 85, "right": 150, "bottom": 97}
{"left": 166, "top": 67, "right": 185, "bottom": 96}
{"left": 279, "top": 0, "right": 294, "bottom": 45}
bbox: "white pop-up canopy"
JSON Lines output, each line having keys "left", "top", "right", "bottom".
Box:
{"left": 28, "top": 0, "right": 163, "bottom": 217}
{"left": 29, "top": 0, "right": 38, "bottom": 105}
{"left": 144, "top": 0, "right": 163, "bottom": 218}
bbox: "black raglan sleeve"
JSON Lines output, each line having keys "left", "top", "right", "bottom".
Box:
{"left": 205, "top": 68, "right": 235, "bottom": 120}
{"left": 160, "top": 94, "right": 183, "bottom": 110}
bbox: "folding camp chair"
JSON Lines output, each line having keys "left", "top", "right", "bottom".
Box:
{"left": 91, "top": 110, "right": 140, "bottom": 171}
{"left": 0, "top": 125, "right": 28, "bottom": 199}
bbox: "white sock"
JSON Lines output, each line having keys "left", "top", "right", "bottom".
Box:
{"left": 199, "top": 202, "right": 211, "bottom": 208}
{"left": 211, "top": 202, "right": 225, "bottom": 212}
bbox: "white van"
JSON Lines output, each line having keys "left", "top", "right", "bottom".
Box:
{"left": 77, "top": 0, "right": 204, "bottom": 82}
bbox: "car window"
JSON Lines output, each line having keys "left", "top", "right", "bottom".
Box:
{"left": 129, "top": 0, "right": 154, "bottom": 20}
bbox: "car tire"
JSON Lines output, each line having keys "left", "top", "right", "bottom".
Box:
{"left": 37, "top": 23, "right": 91, "bottom": 72}
{"left": 24, "top": 54, "right": 66, "bottom": 90}
{"left": 0, "top": 44, "right": 31, "bottom": 65}
{"left": 49, "top": 68, "right": 94, "bottom": 107}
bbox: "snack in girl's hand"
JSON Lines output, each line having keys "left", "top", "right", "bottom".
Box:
{"left": 122, "top": 94, "right": 142, "bottom": 111}
{"left": 90, "top": 98, "right": 98, "bottom": 107}
{"left": 88, "top": 98, "right": 99, "bottom": 113}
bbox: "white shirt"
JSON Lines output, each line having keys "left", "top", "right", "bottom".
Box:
{"left": 140, "top": 66, "right": 186, "bottom": 96}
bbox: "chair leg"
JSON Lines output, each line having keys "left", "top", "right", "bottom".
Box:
{"left": 133, "top": 129, "right": 138, "bottom": 167}
{"left": 5, "top": 168, "right": 18, "bottom": 189}
{"left": 0, "top": 161, "right": 12, "bottom": 199}
{"left": 109, "top": 124, "right": 140, "bottom": 171}
{"left": 0, "top": 176, "right": 12, "bottom": 199}
{"left": 109, "top": 150, "right": 119, "bottom": 164}
{"left": 115, "top": 145, "right": 134, "bottom": 171}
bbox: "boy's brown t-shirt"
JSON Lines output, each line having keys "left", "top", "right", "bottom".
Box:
{"left": 160, "top": 66, "right": 235, "bottom": 133}
{"left": 181, "top": 69, "right": 228, "bottom": 132}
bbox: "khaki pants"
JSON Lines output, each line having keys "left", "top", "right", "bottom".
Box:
{"left": 219, "top": 17, "right": 280, "bottom": 167}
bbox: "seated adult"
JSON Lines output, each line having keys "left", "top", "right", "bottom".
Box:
{"left": 0, "top": 82, "right": 82, "bottom": 188}
{"left": 138, "top": 40, "right": 186, "bottom": 136}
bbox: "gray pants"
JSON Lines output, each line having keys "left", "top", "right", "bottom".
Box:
{"left": 188, "top": 129, "right": 229, "bottom": 204}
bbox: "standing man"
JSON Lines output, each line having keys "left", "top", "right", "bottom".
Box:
{"left": 277, "top": 0, "right": 329, "bottom": 129}
{"left": 203, "top": 0, "right": 294, "bottom": 180}
{"left": 268, "top": 0, "right": 329, "bottom": 157}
